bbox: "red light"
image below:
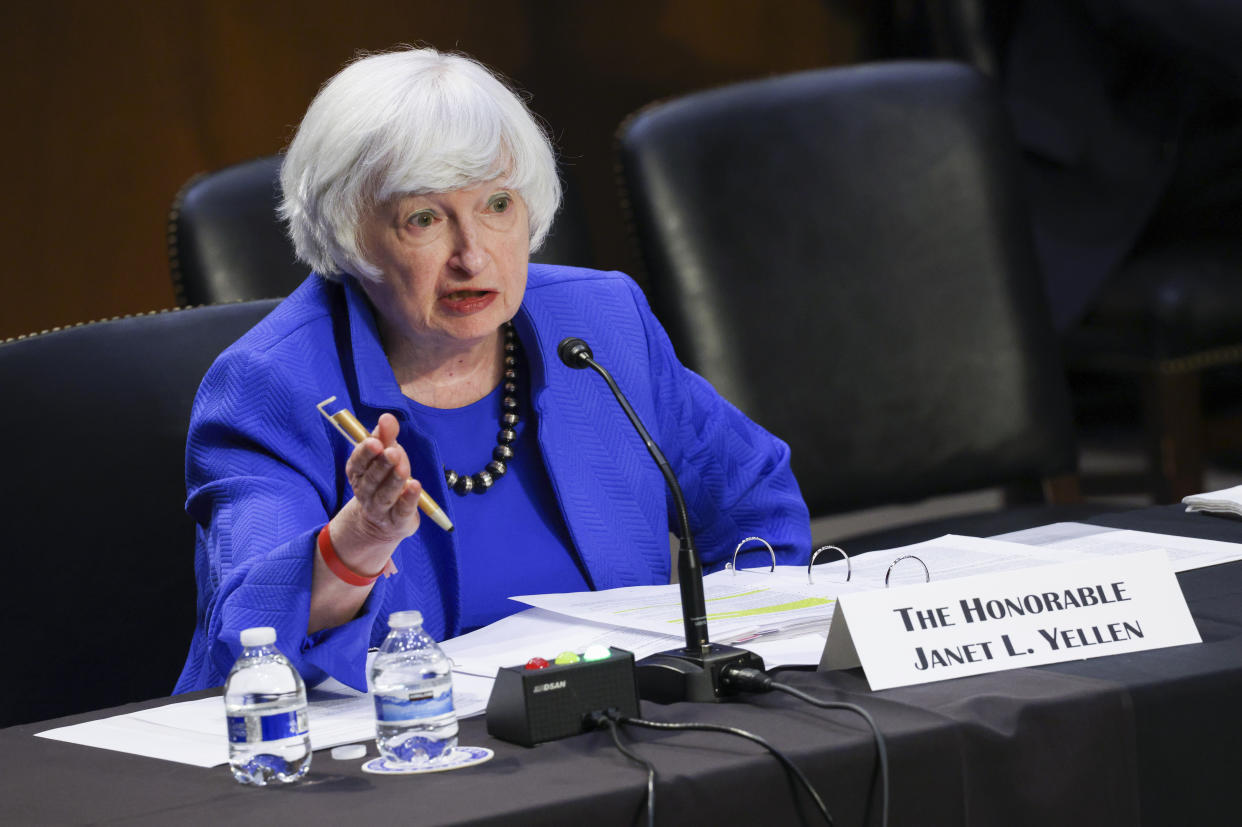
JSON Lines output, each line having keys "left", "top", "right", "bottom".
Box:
{"left": 524, "top": 657, "right": 550, "bottom": 670}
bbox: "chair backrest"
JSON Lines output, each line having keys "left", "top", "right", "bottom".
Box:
{"left": 0, "top": 299, "right": 280, "bottom": 726}
{"left": 617, "top": 61, "right": 1078, "bottom": 517}
{"left": 169, "top": 156, "right": 595, "bottom": 306}
{"left": 169, "top": 157, "right": 307, "bottom": 306}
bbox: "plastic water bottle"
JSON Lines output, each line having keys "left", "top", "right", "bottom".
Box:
{"left": 369, "top": 610, "right": 458, "bottom": 765}
{"left": 223, "top": 627, "right": 311, "bottom": 785}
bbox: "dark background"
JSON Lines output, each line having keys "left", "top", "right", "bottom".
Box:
{"left": 0, "top": 0, "right": 862, "bottom": 340}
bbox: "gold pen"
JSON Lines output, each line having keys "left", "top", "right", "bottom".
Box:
{"left": 316, "top": 396, "right": 454, "bottom": 533}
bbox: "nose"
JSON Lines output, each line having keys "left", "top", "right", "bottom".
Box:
{"left": 448, "top": 217, "right": 488, "bottom": 276}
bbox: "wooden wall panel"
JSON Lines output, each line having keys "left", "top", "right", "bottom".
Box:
{"left": 0, "top": 0, "right": 857, "bottom": 339}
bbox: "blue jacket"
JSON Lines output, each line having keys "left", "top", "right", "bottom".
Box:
{"left": 174, "top": 265, "right": 810, "bottom": 693}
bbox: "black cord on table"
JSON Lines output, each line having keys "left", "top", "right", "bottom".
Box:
{"left": 611, "top": 713, "right": 834, "bottom": 826}
{"left": 722, "top": 666, "right": 890, "bottom": 827}
{"left": 599, "top": 714, "right": 656, "bottom": 827}
{"left": 769, "top": 682, "right": 890, "bottom": 827}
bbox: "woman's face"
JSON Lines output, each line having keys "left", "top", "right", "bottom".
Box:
{"left": 356, "top": 179, "right": 530, "bottom": 352}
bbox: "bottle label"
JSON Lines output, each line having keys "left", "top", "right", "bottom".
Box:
{"left": 374, "top": 687, "right": 455, "bottom": 725}
{"left": 227, "top": 708, "right": 309, "bottom": 744}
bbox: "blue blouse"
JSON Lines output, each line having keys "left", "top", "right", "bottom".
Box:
{"left": 405, "top": 379, "right": 587, "bottom": 632}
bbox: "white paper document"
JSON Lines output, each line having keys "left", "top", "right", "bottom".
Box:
{"left": 811, "top": 534, "right": 1077, "bottom": 587}
{"left": 35, "top": 674, "right": 493, "bottom": 768}
{"left": 1036, "top": 528, "right": 1242, "bottom": 572}
{"left": 511, "top": 568, "right": 844, "bottom": 643}
{"left": 506, "top": 535, "right": 1088, "bottom": 645}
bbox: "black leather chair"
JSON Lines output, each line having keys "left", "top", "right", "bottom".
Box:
{"left": 863, "top": 0, "right": 1242, "bottom": 503}
{"left": 1064, "top": 242, "right": 1242, "bottom": 502}
{"left": 168, "top": 157, "right": 304, "bottom": 306}
{"left": 0, "top": 299, "right": 280, "bottom": 726}
{"left": 169, "top": 156, "right": 595, "bottom": 306}
{"left": 618, "top": 61, "right": 1113, "bottom": 551}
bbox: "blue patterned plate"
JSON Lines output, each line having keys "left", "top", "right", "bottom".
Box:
{"left": 361, "top": 746, "right": 494, "bottom": 775}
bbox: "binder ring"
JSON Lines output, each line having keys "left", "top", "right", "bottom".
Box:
{"left": 885, "top": 554, "right": 930, "bottom": 587}
{"left": 807, "top": 544, "right": 850, "bottom": 584}
{"left": 728, "top": 536, "right": 775, "bottom": 574}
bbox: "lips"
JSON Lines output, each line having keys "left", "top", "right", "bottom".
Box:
{"left": 438, "top": 289, "right": 497, "bottom": 314}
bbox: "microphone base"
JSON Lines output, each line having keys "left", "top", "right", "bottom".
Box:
{"left": 635, "top": 644, "right": 765, "bottom": 704}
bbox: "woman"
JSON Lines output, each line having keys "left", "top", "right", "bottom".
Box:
{"left": 175, "top": 47, "right": 810, "bottom": 694}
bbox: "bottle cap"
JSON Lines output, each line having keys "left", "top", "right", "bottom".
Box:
{"left": 388, "top": 610, "right": 423, "bottom": 629}
{"left": 331, "top": 744, "right": 368, "bottom": 761}
{"left": 240, "top": 627, "right": 277, "bottom": 647}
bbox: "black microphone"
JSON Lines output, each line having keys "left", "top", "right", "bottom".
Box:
{"left": 558, "top": 337, "right": 765, "bottom": 703}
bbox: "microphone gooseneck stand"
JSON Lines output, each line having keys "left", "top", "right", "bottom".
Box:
{"left": 558, "top": 337, "right": 765, "bottom": 703}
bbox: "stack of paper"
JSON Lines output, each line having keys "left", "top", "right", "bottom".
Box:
{"left": 1183, "top": 484, "right": 1242, "bottom": 516}
{"left": 512, "top": 573, "right": 841, "bottom": 644}
{"left": 1030, "top": 527, "right": 1242, "bottom": 571}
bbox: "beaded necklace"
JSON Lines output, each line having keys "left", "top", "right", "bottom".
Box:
{"left": 442, "top": 322, "right": 519, "bottom": 494}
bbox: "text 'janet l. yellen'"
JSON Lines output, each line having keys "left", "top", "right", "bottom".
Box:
{"left": 893, "top": 581, "right": 1141, "bottom": 672}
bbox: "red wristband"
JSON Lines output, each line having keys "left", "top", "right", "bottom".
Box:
{"left": 317, "top": 524, "right": 381, "bottom": 587}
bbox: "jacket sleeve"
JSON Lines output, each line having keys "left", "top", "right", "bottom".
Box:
{"left": 183, "top": 345, "right": 387, "bottom": 690}
{"left": 626, "top": 281, "right": 812, "bottom": 570}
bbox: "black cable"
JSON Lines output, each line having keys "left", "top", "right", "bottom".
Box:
{"left": 604, "top": 716, "right": 657, "bottom": 827}
{"left": 613, "top": 713, "right": 834, "bottom": 826}
{"left": 722, "top": 666, "right": 890, "bottom": 827}
{"left": 770, "top": 683, "right": 890, "bottom": 827}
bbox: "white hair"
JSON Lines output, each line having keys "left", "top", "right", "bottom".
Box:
{"left": 279, "top": 47, "right": 561, "bottom": 280}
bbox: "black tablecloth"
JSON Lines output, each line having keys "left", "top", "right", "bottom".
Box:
{"left": 2, "top": 505, "right": 1238, "bottom": 826}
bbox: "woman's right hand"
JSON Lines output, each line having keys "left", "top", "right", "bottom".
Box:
{"left": 328, "top": 412, "right": 423, "bottom": 578}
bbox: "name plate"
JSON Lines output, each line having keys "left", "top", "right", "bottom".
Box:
{"left": 819, "top": 550, "right": 1201, "bottom": 690}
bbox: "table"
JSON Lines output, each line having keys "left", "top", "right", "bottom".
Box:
{"left": 3, "top": 505, "right": 1240, "bottom": 826}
